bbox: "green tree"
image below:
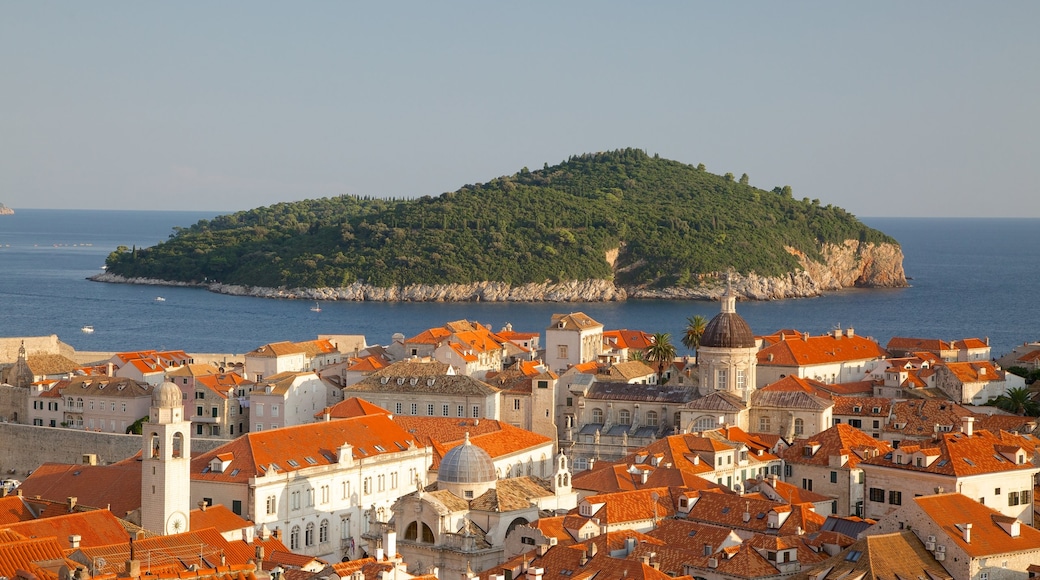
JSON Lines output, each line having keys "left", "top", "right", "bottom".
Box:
{"left": 644, "top": 332, "right": 677, "bottom": 380}
{"left": 682, "top": 315, "right": 708, "bottom": 357}
{"left": 739, "top": 173, "right": 749, "bottom": 185}
{"left": 986, "top": 386, "right": 1040, "bottom": 416}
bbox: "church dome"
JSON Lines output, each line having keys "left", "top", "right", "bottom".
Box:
{"left": 438, "top": 434, "right": 496, "bottom": 484}
{"left": 154, "top": 381, "right": 182, "bottom": 408}
{"left": 701, "top": 290, "right": 756, "bottom": 348}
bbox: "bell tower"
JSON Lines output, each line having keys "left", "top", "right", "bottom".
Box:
{"left": 141, "top": 381, "right": 191, "bottom": 535}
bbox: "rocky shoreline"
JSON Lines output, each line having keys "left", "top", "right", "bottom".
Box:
{"left": 90, "top": 240, "right": 907, "bottom": 303}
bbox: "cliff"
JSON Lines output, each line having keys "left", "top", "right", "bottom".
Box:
{"left": 90, "top": 240, "right": 906, "bottom": 302}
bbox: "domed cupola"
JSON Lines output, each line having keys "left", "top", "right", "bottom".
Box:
{"left": 155, "top": 381, "right": 182, "bottom": 408}
{"left": 701, "top": 289, "right": 756, "bottom": 348}
{"left": 437, "top": 433, "right": 496, "bottom": 500}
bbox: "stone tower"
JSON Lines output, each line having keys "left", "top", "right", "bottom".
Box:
{"left": 697, "top": 286, "right": 758, "bottom": 401}
{"left": 141, "top": 381, "right": 191, "bottom": 535}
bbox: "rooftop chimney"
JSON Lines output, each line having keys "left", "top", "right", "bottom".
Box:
{"left": 963, "top": 523, "right": 972, "bottom": 543}
{"left": 69, "top": 534, "right": 81, "bottom": 549}
{"left": 198, "top": 500, "right": 207, "bottom": 511}
{"left": 67, "top": 497, "right": 77, "bottom": 512}
{"left": 962, "top": 416, "right": 975, "bottom": 437}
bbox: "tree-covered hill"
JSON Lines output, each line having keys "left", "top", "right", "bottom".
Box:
{"left": 104, "top": 149, "right": 897, "bottom": 290}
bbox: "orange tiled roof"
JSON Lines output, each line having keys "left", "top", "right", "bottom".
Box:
{"left": 0, "top": 496, "right": 35, "bottom": 525}
{"left": 248, "top": 342, "right": 305, "bottom": 358}
{"left": 863, "top": 428, "right": 1040, "bottom": 477}
{"left": 916, "top": 493, "right": 1040, "bottom": 557}
{"left": 0, "top": 536, "right": 68, "bottom": 578}
{"left": 782, "top": 424, "right": 892, "bottom": 469}
{"left": 832, "top": 396, "right": 891, "bottom": 416}
{"left": 1, "top": 510, "right": 131, "bottom": 548}
{"left": 578, "top": 488, "right": 676, "bottom": 525}
{"left": 941, "top": 360, "right": 1004, "bottom": 383}
{"left": 758, "top": 333, "right": 886, "bottom": 367}
{"left": 189, "top": 504, "right": 251, "bottom": 534}
{"left": 320, "top": 396, "right": 392, "bottom": 419}
{"left": 17, "top": 462, "right": 143, "bottom": 518}
{"left": 887, "top": 337, "right": 951, "bottom": 352}
{"left": 759, "top": 375, "right": 834, "bottom": 399}
{"left": 192, "top": 414, "right": 423, "bottom": 483}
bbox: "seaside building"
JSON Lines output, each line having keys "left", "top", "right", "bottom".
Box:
{"left": 545, "top": 312, "right": 605, "bottom": 373}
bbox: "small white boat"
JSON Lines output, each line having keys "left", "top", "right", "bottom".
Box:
{"left": 81, "top": 325, "right": 94, "bottom": 334}
{"left": 155, "top": 296, "right": 166, "bottom": 302}
{"left": 310, "top": 302, "right": 322, "bottom": 312}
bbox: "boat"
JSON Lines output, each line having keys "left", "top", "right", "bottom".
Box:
{"left": 155, "top": 296, "right": 166, "bottom": 302}
{"left": 81, "top": 325, "right": 94, "bottom": 333}
{"left": 310, "top": 302, "right": 322, "bottom": 312}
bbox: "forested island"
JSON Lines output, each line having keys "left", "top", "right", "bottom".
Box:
{"left": 98, "top": 149, "right": 907, "bottom": 301}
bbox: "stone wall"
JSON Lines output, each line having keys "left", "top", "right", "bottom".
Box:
{"left": 0, "top": 423, "right": 225, "bottom": 479}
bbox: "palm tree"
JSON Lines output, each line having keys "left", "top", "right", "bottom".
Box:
{"left": 987, "top": 386, "right": 1040, "bottom": 416}
{"left": 682, "top": 315, "right": 707, "bottom": 357}
{"left": 644, "top": 332, "right": 677, "bottom": 382}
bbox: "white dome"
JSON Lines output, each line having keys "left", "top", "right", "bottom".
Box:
{"left": 154, "top": 381, "right": 182, "bottom": 408}
{"left": 439, "top": 433, "right": 495, "bottom": 485}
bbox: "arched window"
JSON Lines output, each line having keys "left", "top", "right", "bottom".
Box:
{"left": 759, "top": 416, "right": 771, "bottom": 432}
{"left": 619, "top": 410, "right": 632, "bottom": 425}
{"left": 694, "top": 416, "right": 717, "bottom": 431}
{"left": 319, "top": 519, "right": 329, "bottom": 543}
{"left": 150, "top": 433, "right": 160, "bottom": 458}
{"left": 290, "top": 525, "right": 300, "bottom": 550}
{"left": 405, "top": 521, "right": 418, "bottom": 540}
{"left": 673, "top": 412, "right": 682, "bottom": 427}
{"left": 421, "top": 522, "right": 434, "bottom": 543}
{"left": 305, "top": 522, "right": 315, "bottom": 546}
{"left": 645, "top": 411, "right": 658, "bottom": 427}
{"left": 794, "top": 418, "right": 804, "bottom": 436}
{"left": 172, "top": 432, "right": 183, "bottom": 458}
{"left": 591, "top": 408, "right": 604, "bottom": 424}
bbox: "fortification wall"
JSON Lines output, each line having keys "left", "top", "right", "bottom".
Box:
{"left": 0, "top": 423, "right": 225, "bottom": 479}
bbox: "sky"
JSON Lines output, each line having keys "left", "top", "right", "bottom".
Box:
{"left": 2, "top": 2, "right": 1038, "bottom": 217}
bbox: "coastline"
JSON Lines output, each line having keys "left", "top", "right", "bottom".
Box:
{"left": 88, "top": 270, "right": 907, "bottom": 303}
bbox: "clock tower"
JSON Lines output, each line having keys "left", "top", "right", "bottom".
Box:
{"left": 141, "top": 381, "right": 192, "bottom": 535}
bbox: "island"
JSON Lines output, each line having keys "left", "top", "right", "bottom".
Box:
{"left": 95, "top": 148, "right": 907, "bottom": 301}
{"left": 0, "top": 203, "right": 13, "bottom": 215}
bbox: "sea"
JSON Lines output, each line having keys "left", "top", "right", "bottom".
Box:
{"left": 0, "top": 209, "right": 1038, "bottom": 359}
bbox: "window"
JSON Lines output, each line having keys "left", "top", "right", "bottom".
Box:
{"left": 457, "top": 405, "right": 464, "bottom": 417}
{"left": 196, "top": 424, "right": 203, "bottom": 435}
{"left": 619, "top": 410, "right": 631, "bottom": 425}
{"left": 256, "top": 404, "right": 263, "bottom": 417}
{"left": 591, "top": 408, "right": 604, "bottom": 423}
{"left": 784, "top": 464, "right": 793, "bottom": 477}
{"left": 514, "top": 399, "right": 521, "bottom": 411}
{"left": 319, "top": 519, "right": 329, "bottom": 543}
{"left": 869, "top": 488, "right": 885, "bottom": 502}
{"left": 888, "top": 490, "right": 902, "bottom": 505}
{"left": 272, "top": 405, "right": 279, "bottom": 417}
{"left": 537, "top": 380, "right": 549, "bottom": 389}
{"left": 321, "top": 485, "right": 329, "bottom": 503}
{"left": 872, "top": 420, "right": 880, "bottom": 429}
{"left": 759, "top": 416, "right": 771, "bottom": 431}
{"left": 794, "top": 418, "right": 804, "bottom": 436}
{"left": 645, "top": 411, "right": 658, "bottom": 427}
{"left": 363, "top": 477, "right": 371, "bottom": 494}
{"left": 291, "top": 490, "right": 300, "bottom": 510}
{"left": 427, "top": 404, "right": 434, "bottom": 415}
{"left": 830, "top": 471, "right": 838, "bottom": 484}
{"left": 232, "top": 500, "right": 242, "bottom": 515}
{"left": 995, "top": 488, "right": 1001, "bottom": 495}
{"left": 1009, "top": 491, "right": 1020, "bottom": 506}
{"left": 566, "top": 397, "right": 573, "bottom": 407}
{"left": 716, "top": 369, "right": 727, "bottom": 391}
{"left": 196, "top": 406, "right": 203, "bottom": 416}
{"left": 266, "top": 495, "right": 276, "bottom": 514}
{"left": 211, "top": 407, "right": 219, "bottom": 417}
{"left": 290, "top": 526, "right": 300, "bottom": 550}
{"left": 850, "top": 419, "right": 862, "bottom": 428}
{"left": 410, "top": 403, "right": 417, "bottom": 415}
{"left": 472, "top": 405, "right": 480, "bottom": 418}
{"left": 802, "top": 478, "right": 813, "bottom": 491}
{"left": 1022, "top": 489, "right": 1032, "bottom": 504}
{"left": 305, "top": 522, "right": 314, "bottom": 546}
{"left": 558, "top": 345, "right": 568, "bottom": 359}
{"left": 736, "top": 369, "right": 746, "bottom": 390}
{"left": 442, "top": 404, "right": 449, "bottom": 416}
{"left": 395, "top": 402, "right": 402, "bottom": 414}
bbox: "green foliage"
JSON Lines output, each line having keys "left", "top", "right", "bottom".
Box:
{"left": 986, "top": 387, "right": 1040, "bottom": 416}
{"left": 645, "top": 332, "right": 677, "bottom": 379}
{"left": 104, "top": 148, "right": 898, "bottom": 289}
{"left": 682, "top": 315, "right": 707, "bottom": 353}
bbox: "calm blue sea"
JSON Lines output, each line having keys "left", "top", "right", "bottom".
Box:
{"left": 1, "top": 209, "right": 1037, "bottom": 358}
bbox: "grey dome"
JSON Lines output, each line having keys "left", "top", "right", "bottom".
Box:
{"left": 701, "top": 290, "right": 755, "bottom": 348}
{"left": 701, "top": 312, "right": 756, "bottom": 348}
{"left": 439, "top": 434, "right": 495, "bottom": 484}
{"left": 154, "top": 381, "right": 182, "bottom": 408}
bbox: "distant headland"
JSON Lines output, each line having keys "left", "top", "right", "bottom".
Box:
{"left": 96, "top": 148, "right": 908, "bottom": 302}
{"left": 0, "top": 203, "right": 13, "bottom": 215}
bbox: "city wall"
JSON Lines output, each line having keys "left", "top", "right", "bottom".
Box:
{"left": 0, "top": 422, "right": 225, "bottom": 479}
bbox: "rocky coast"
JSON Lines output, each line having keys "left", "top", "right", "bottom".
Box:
{"left": 90, "top": 240, "right": 907, "bottom": 303}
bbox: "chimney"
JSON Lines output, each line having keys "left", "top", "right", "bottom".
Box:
{"left": 590, "top": 543, "right": 598, "bottom": 557}
{"left": 199, "top": 500, "right": 208, "bottom": 512}
{"left": 640, "top": 470, "right": 648, "bottom": 484}
{"left": 963, "top": 523, "right": 972, "bottom": 543}
{"left": 107, "top": 363, "right": 114, "bottom": 376}
{"left": 67, "top": 497, "right": 77, "bottom": 512}
{"left": 846, "top": 328, "right": 855, "bottom": 338}
{"left": 384, "top": 530, "right": 397, "bottom": 560}
{"left": 962, "top": 416, "right": 975, "bottom": 436}
{"left": 530, "top": 568, "right": 544, "bottom": 580}
{"left": 69, "top": 534, "right": 81, "bottom": 549}
{"left": 580, "top": 547, "right": 589, "bottom": 566}
{"left": 323, "top": 407, "right": 331, "bottom": 422}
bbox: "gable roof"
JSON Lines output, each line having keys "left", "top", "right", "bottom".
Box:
{"left": 801, "top": 530, "right": 951, "bottom": 579}
{"left": 17, "top": 462, "right": 143, "bottom": 518}
{"left": 758, "top": 332, "right": 886, "bottom": 367}
{"left": 782, "top": 424, "right": 892, "bottom": 468}
{"left": 862, "top": 428, "right": 1040, "bottom": 477}
{"left": 1, "top": 510, "right": 132, "bottom": 548}
{"left": 915, "top": 493, "right": 1040, "bottom": 558}
{"left": 548, "top": 312, "right": 603, "bottom": 331}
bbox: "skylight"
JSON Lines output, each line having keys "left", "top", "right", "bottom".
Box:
{"left": 287, "top": 459, "right": 300, "bottom": 467}
{"left": 963, "top": 458, "right": 976, "bottom": 466}
{"left": 305, "top": 456, "right": 317, "bottom": 464}
{"left": 845, "top": 550, "right": 862, "bottom": 562}
{"left": 230, "top": 469, "right": 240, "bottom": 476}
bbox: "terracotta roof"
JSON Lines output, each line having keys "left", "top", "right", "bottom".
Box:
{"left": 800, "top": 530, "right": 951, "bottom": 579}
{"left": 294, "top": 338, "right": 339, "bottom": 357}
{"left": 1, "top": 510, "right": 131, "bottom": 548}
{"left": 759, "top": 375, "right": 834, "bottom": 399}
{"left": 189, "top": 504, "right": 251, "bottom": 534}
{"left": 247, "top": 342, "right": 305, "bottom": 358}
{"left": 683, "top": 492, "right": 826, "bottom": 535}
{"left": 191, "top": 414, "right": 423, "bottom": 484}
{"left": 884, "top": 399, "right": 973, "bottom": 437}
{"left": 916, "top": 493, "right": 1040, "bottom": 558}
{"left": 831, "top": 396, "right": 892, "bottom": 416}
{"left": 254, "top": 371, "right": 319, "bottom": 396}
{"left": 24, "top": 354, "right": 82, "bottom": 376}
{"left": 0, "top": 496, "right": 35, "bottom": 525}
{"left": 470, "top": 477, "right": 553, "bottom": 512}
{"left": 758, "top": 333, "right": 886, "bottom": 366}
{"left": 886, "top": 337, "right": 952, "bottom": 352}
{"left": 603, "top": 361, "right": 656, "bottom": 381}
{"left": 684, "top": 391, "right": 746, "bottom": 412}
{"left": 586, "top": 381, "right": 694, "bottom": 403}
{"left": 603, "top": 329, "right": 654, "bottom": 351}
{"left": 862, "top": 428, "right": 1040, "bottom": 477}
{"left": 578, "top": 487, "right": 676, "bottom": 525}
{"left": 782, "top": 424, "right": 892, "bottom": 469}
{"left": 0, "top": 536, "right": 68, "bottom": 578}
{"left": 48, "top": 376, "right": 153, "bottom": 399}
{"left": 571, "top": 462, "right": 722, "bottom": 494}
{"left": 940, "top": 360, "right": 1004, "bottom": 383}
{"left": 750, "top": 389, "right": 832, "bottom": 411}
{"left": 548, "top": 312, "right": 603, "bottom": 331}
{"left": 320, "top": 396, "right": 392, "bottom": 419}
{"left": 347, "top": 362, "right": 497, "bottom": 396}
{"left": 17, "top": 462, "right": 143, "bottom": 518}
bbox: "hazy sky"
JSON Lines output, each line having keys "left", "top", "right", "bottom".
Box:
{"left": 3, "top": 2, "right": 1038, "bottom": 217}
